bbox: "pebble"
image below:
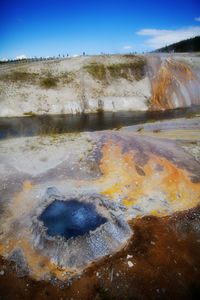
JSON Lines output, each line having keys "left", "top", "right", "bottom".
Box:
{"left": 127, "top": 254, "right": 133, "bottom": 259}
{"left": 148, "top": 198, "right": 155, "bottom": 201}
{"left": 132, "top": 205, "right": 143, "bottom": 211}
{"left": 128, "top": 261, "right": 134, "bottom": 268}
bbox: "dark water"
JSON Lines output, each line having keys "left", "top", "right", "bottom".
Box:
{"left": 0, "top": 105, "right": 200, "bottom": 139}
{"left": 39, "top": 199, "right": 107, "bottom": 239}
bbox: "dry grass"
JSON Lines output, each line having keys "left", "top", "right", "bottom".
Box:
{"left": 96, "top": 107, "right": 104, "bottom": 113}
{"left": 40, "top": 76, "right": 58, "bottom": 88}
{"left": 23, "top": 111, "right": 37, "bottom": 116}
{"left": 0, "top": 69, "right": 74, "bottom": 89}
{"left": 116, "top": 124, "right": 123, "bottom": 130}
{"left": 83, "top": 62, "right": 107, "bottom": 81}
{"left": 84, "top": 57, "right": 146, "bottom": 82}
{"left": 60, "top": 71, "right": 74, "bottom": 84}
{"left": 0, "top": 71, "right": 38, "bottom": 84}
{"left": 107, "top": 60, "right": 146, "bottom": 81}
{"left": 123, "top": 54, "right": 137, "bottom": 59}
{"left": 38, "top": 128, "right": 81, "bottom": 140}
{"left": 185, "top": 111, "right": 197, "bottom": 119}
{"left": 153, "top": 129, "right": 161, "bottom": 133}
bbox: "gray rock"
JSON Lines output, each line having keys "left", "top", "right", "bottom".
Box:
{"left": 132, "top": 205, "right": 143, "bottom": 211}
{"left": 100, "top": 197, "right": 127, "bottom": 211}
{"left": 45, "top": 186, "right": 64, "bottom": 199}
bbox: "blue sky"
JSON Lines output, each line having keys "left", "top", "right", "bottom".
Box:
{"left": 0, "top": 0, "right": 200, "bottom": 59}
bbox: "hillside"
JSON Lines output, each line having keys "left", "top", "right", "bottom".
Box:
{"left": 0, "top": 53, "right": 200, "bottom": 117}
{"left": 0, "top": 54, "right": 151, "bottom": 116}
{"left": 155, "top": 36, "right": 200, "bottom": 53}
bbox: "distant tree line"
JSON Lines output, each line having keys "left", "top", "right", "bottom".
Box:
{"left": 0, "top": 54, "right": 71, "bottom": 65}
{"left": 155, "top": 36, "right": 200, "bottom": 53}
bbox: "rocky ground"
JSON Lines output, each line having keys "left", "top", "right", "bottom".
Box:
{"left": 0, "top": 115, "right": 200, "bottom": 299}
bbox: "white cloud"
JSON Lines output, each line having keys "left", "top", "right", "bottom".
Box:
{"left": 137, "top": 26, "right": 200, "bottom": 49}
{"left": 15, "top": 54, "right": 26, "bottom": 60}
{"left": 0, "top": 58, "right": 8, "bottom": 62}
{"left": 123, "top": 45, "right": 132, "bottom": 50}
{"left": 195, "top": 17, "right": 200, "bottom": 22}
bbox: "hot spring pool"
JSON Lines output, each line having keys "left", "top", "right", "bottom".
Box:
{"left": 39, "top": 199, "right": 107, "bottom": 239}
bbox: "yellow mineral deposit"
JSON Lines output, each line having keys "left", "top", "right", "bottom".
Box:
{"left": 99, "top": 140, "right": 200, "bottom": 215}
{"left": 0, "top": 139, "right": 200, "bottom": 280}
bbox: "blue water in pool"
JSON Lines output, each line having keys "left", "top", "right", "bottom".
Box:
{"left": 39, "top": 199, "right": 107, "bottom": 239}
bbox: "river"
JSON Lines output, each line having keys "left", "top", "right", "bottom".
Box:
{"left": 0, "top": 105, "right": 199, "bottom": 139}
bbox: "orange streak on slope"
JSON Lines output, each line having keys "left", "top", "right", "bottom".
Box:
{"left": 152, "top": 59, "right": 197, "bottom": 109}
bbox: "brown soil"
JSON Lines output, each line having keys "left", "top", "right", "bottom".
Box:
{"left": 0, "top": 206, "right": 200, "bottom": 300}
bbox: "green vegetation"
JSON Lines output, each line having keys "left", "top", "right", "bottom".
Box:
{"left": 0, "top": 71, "right": 38, "bottom": 84}
{"left": 185, "top": 111, "right": 197, "bottom": 119}
{"left": 40, "top": 76, "right": 58, "bottom": 88}
{"left": 123, "top": 54, "right": 137, "bottom": 59}
{"left": 146, "top": 119, "right": 158, "bottom": 123}
{"left": 66, "top": 131, "right": 81, "bottom": 139}
{"left": 23, "top": 111, "right": 37, "bottom": 116}
{"left": 38, "top": 126, "right": 60, "bottom": 137}
{"left": 116, "top": 124, "right": 123, "bottom": 130}
{"left": 153, "top": 129, "right": 161, "bottom": 133}
{"left": 155, "top": 36, "right": 200, "bottom": 53}
{"left": 29, "top": 144, "right": 36, "bottom": 150}
{"left": 96, "top": 107, "right": 104, "bottom": 113}
{"left": 137, "top": 127, "right": 143, "bottom": 132}
{"left": 60, "top": 71, "right": 74, "bottom": 84}
{"left": 0, "top": 69, "right": 74, "bottom": 89}
{"left": 40, "top": 71, "right": 74, "bottom": 88}
{"left": 38, "top": 128, "right": 81, "bottom": 140}
{"left": 189, "top": 141, "right": 199, "bottom": 146}
{"left": 84, "top": 57, "right": 146, "bottom": 82}
{"left": 84, "top": 62, "right": 107, "bottom": 81}
{"left": 107, "top": 61, "right": 145, "bottom": 81}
